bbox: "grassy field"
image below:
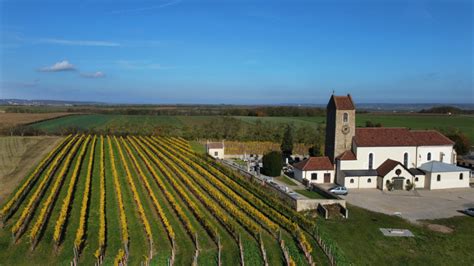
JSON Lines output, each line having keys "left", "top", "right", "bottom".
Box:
{"left": 0, "top": 137, "right": 61, "bottom": 204}
{"left": 29, "top": 113, "right": 474, "bottom": 142}
{"left": 0, "top": 113, "right": 72, "bottom": 132}
{"left": 237, "top": 114, "right": 474, "bottom": 141}
{"left": 295, "top": 189, "right": 327, "bottom": 199}
{"left": 0, "top": 135, "right": 326, "bottom": 265}
{"left": 316, "top": 205, "right": 474, "bottom": 265}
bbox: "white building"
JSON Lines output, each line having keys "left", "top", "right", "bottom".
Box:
{"left": 206, "top": 141, "right": 225, "bottom": 159}
{"left": 293, "top": 157, "right": 335, "bottom": 185}
{"left": 307, "top": 94, "right": 470, "bottom": 191}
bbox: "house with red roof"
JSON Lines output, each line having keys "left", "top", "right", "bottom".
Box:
{"left": 206, "top": 141, "right": 225, "bottom": 159}
{"left": 293, "top": 156, "right": 335, "bottom": 185}
{"left": 321, "top": 94, "right": 470, "bottom": 190}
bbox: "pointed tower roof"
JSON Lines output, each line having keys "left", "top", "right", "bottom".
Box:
{"left": 327, "top": 94, "right": 355, "bottom": 110}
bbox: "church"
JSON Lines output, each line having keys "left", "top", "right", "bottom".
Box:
{"left": 294, "top": 94, "right": 470, "bottom": 190}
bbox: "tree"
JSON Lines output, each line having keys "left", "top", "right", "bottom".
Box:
{"left": 280, "top": 124, "right": 294, "bottom": 159}
{"left": 308, "top": 144, "right": 323, "bottom": 157}
{"left": 262, "top": 151, "right": 283, "bottom": 177}
{"left": 365, "top": 121, "right": 382, "bottom": 127}
{"left": 445, "top": 130, "right": 471, "bottom": 155}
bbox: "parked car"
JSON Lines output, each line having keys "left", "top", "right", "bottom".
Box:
{"left": 464, "top": 208, "right": 474, "bottom": 217}
{"left": 329, "top": 186, "right": 348, "bottom": 195}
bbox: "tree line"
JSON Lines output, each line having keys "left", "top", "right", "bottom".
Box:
{"left": 4, "top": 105, "right": 326, "bottom": 117}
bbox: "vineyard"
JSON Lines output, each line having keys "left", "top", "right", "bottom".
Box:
{"left": 0, "top": 134, "right": 333, "bottom": 265}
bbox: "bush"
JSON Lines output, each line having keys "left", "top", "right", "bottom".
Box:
{"left": 261, "top": 151, "right": 283, "bottom": 177}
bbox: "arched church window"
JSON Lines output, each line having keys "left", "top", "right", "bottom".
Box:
{"left": 427, "top": 152, "right": 431, "bottom": 161}
{"left": 343, "top": 112, "right": 348, "bottom": 124}
{"left": 403, "top": 152, "right": 409, "bottom": 167}
{"left": 368, "top": 153, "right": 373, "bottom": 169}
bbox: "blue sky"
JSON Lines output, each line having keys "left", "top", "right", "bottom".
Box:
{"left": 0, "top": 0, "right": 472, "bottom": 104}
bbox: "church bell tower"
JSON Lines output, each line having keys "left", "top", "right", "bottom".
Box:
{"left": 324, "top": 94, "right": 356, "bottom": 162}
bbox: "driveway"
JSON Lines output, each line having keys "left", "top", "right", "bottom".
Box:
{"left": 340, "top": 188, "right": 474, "bottom": 222}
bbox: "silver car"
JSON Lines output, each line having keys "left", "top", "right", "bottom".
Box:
{"left": 464, "top": 208, "right": 474, "bottom": 217}
{"left": 329, "top": 186, "right": 348, "bottom": 195}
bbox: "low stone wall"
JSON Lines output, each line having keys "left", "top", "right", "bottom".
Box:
{"left": 296, "top": 199, "right": 346, "bottom": 212}
{"left": 221, "top": 158, "right": 347, "bottom": 213}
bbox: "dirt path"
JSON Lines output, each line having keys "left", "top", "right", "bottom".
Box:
{"left": 0, "top": 136, "right": 62, "bottom": 205}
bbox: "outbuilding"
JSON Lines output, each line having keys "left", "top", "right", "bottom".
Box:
{"left": 419, "top": 161, "right": 470, "bottom": 190}
{"left": 206, "top": 141, "right": 225, "bottom": 159}
{"left": 293, "top": 156, "right": 335, "bottom": 185}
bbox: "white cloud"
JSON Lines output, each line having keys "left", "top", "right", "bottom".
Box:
{"left": 38, "top": 38, "right": 120, "bottom": 47}
{"left": 38, "top": 60, "right": 76, "bottom": 72}
{"left": 110, "top": 0, "right": 181, "bottom": 14}
{"left": 80, "top": 71, "right": 106, "bottom": 78}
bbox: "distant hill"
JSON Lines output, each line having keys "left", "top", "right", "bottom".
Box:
{"left": 419, "top": 106, "right": 474, "bottom": 115}
{"left": 0, "top": 99, "right": 105, "bottom": 106}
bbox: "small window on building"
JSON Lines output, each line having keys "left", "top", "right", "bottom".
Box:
{"left": 311, "top": 173, "right": 318, "bottom": 180}
{"left": 403, "top": 152, "right": 409, "bottom": 167}
{"left": 427, "top": 152, "right": 432, "bottom": 161}
{"left": 415, "top": 177, "right": 419, "bottom": 182}
{"left": 459, "top": 173, "right": 463, "bottom": 180}
{"left": 367, "top": 178, "right": 371, "bottom": 183}
{"left": 407, "top": 180, "right": 410, "bottom": 184}
{"left": 437, "top": 174, "right": 441, "bottom": 181}
{"left": 214, "top": 151, "right": 218, "bottom": 156}
{"left": 350, "top": 179, "right": 354, "bottom": 184}
{"left": 368, "top": 153, "right": 373, "bottom": 169}
{"left": 343, "top": 112, "right": 348, "bottom": 123}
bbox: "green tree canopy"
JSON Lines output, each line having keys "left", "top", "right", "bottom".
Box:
{"left": 262, "top": 151, "right": 283, "bottom": 177}
{"left": 280, "top": 124, "right": 294, "bottom": 158}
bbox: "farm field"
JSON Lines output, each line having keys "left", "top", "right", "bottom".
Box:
{"left": 29, "top": 113, "right": 474, "bottom": 142}
{"left": 0, "top": 135, "right": 329, "bottom": 265}
{"left": 29, "top": 114, "right": 183, "bottom": 134}
{"left": 0, "top": 113, "right": 72, "bottom": 133}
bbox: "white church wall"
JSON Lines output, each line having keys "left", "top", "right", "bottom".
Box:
{"left": 416, "top": 146, "right": 455, "bottom": 167}
{"left": 338, "top": 159, "right": 361, "bottom": 170}
{"left": 427, "top": 170, "right": 470, "bottom": 190}
{"left": 357, "top": 176, "right": 377, "bottom": 188}
{"left": 413, "top": 174, "right": 425, "bottom": 189}
{"left": 380, "top": 166, "right": 414, "bottom": 190}
{"left": 343, "top": 176, "right": 377, "bottom": 189}
{"left": 355, "top": 146, "right": 417, "bottom": 169}
{"left": 344, "top": 176, "right": 359, "bottom": 188}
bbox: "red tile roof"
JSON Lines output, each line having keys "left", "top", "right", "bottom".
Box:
{"left": 336, "top": 150, "right": 357, "bottom": 160}
{"left": 410, "top": 130, "right": 454, "bottom": 146}
{"left": 354, "top": 128, "right": 454, "bottom": 147}
{"left": 207, "top": 142, "right": 224, "bottom": 149}
{"left": 376, "top": 159, "right": 402, "bottom": 177}
{"left": 330, "top": 94, "right": 355, "bottom": 110}
{"left": 293, "top": 156, "right": 334, "bottom": 171}
{"left": 355, "top": 128, "right": 416, "bottom": 147}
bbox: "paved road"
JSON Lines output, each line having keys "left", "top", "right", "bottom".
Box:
{"left": 340, "top": 187, "right": 474, "bottom": 222}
